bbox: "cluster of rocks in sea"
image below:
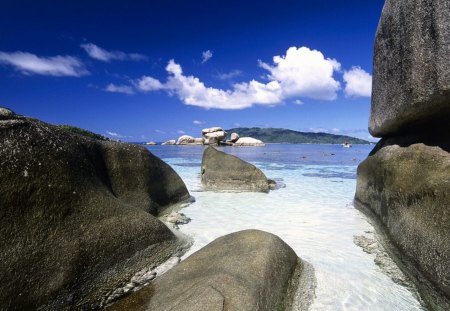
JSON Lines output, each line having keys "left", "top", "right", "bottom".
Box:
{"left": 0, "top": 107, "right": 313, "bottom": 310}
{"left": 160, "top": 126, "right": 265, "bottom": 146}
{"left": 355, "top": 0, "right": 450, "bottom": 309}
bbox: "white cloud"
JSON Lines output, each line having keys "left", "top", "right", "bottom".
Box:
{"left": 135, "top": 47, "right": 342, "bottom": 110}
{"left": 0, "top": 51, "right": 89, "bottom": 77}
{"left": 259, "top": 46, "right": 341, "bottom": 100}
{"left": 201, "top": 50, "right": 213, "bottom": 63}
{"left": 81, "top": 43, "right": 147, "bottom": 62}
{"left": 106, "top": 131, "right": 125, "bottom": 138}
{"left": 293, "top": 99, "right": 304, "bottom": 105}
{"left": 177, "top": 130, "right": 185, "bottom": 134}
{"left": 137, "top": 76, "right": 165, "bottom": 91}
{"left": 343, "top": 66, "right": 372, "bottom": 97}
{"left": 105, "top": 83, "right": 135, "bottom": 95}
{"left": 216, "top": 70, "right": 242, "bottom": 80}
{"left": 331, "top": 128, "right": 340, "bottom": 133}
{"left": 193, "top": 120, "right": 205, "bottom": 125}
{"left": 155, "top": 129, "right": 165, "bottom": 134}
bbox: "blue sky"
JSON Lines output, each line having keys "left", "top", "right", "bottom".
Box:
{"left": 0, "top": 0, "right": 384, "bottom": 142}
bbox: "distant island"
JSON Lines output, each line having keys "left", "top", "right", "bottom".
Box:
{"left": 225, "top": 127, "right": 370, "bottom": 144}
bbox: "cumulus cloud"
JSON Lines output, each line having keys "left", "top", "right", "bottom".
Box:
{"left": 137, "top": 76, "right": 165, "bottom": 91}
{"left": 177, "top": 130, "right": 185, "bottom": 134}
{"left": 193, "top": 120, "right": 205, "bottom": 125}
{"left": 343, "top": 66, "right": 372, "bottom": 97}
{"left": 0, "top": 51, "right": 89, "bottom": 77}
{"left": 105, "top": 83, "right": 135, "bottom": 95}
{"left": 81, "top": 43, "right": 147, "bottom": 62}
{"left": 106, "top": 131, "right": 125, "bottom": 138}
{"left": 201, "top": 50, "right": 213, "bottom": 63}
{"left": 135, "top": 47, "right": 342, "bottom": 110}
{"left": 293, "top": 99, "right": 304, "bottom": 105}
{"left": 215, "top": 69, "right": 242, "bottom": 80}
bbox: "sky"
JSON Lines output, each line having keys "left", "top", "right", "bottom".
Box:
{"left": 0, "top": 0, "right": 385, "bottom": 142}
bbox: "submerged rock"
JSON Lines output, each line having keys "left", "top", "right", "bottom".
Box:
{"left": 0, "top": 110, "right": 191, "bottom": 310}
{"left": 106, "top": 230, "right": 315, "bottom": 311}
{"left": 201, "top": 146, "right": 272, "bottom": 192}
{"left": 370, "top": 0, "right": 450, "bottom": 137}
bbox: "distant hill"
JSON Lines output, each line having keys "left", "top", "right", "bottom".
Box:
{"left": 226, "top": 127, "right": 370, "bottom": 144}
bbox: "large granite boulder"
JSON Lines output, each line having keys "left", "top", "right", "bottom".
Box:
{"left": 234, "top": 137, "right": 265, "bottom": 147}
{"left": 176, "top": 135, "right": 195, "bottom": 145}
{"left": 355, "top": 137, "right": 450, "bottom": 309}
{"left": 370, "top": 0, "right": 450, "bottom": 137}
{"left": 202, "top": 127, "right": 227, "bottom": 145}
{"left": 162, "top": 139, "right": 176, "bottom": 145}
{"left": 0, "top": 111, "right": 191, "bottom": 310}
{"left": 201, "top": 146, "right": 271, "bottom": 192}
{"left": 230, "top": 132, "right": 240, "bottom": 142}
{"left": 106, "top": 230, "right": 315, "bottom": 311}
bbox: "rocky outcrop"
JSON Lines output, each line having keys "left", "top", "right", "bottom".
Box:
{"left": 355, "top": 137, "right": 450, "bottom": 309}
{"left": 370, "top": 0, "right": 450, "bottom": 137}
{"left": 230, "top": 132, "right": 239, "bottom": 142}
{"left": 355, "top": 0, "right": 450, "bottom": 309}
{"left": 0, "top": 110, "right": 191, "bottom": 310}
{"left": 202, "top": 127, "right": 226, "bottom": 145}
{"left": 106, "top": 230, "right": 315, "bottom": 311}
{"left": 162, "top": 139, "right": 176, "bottom": 145}
{"left": 234, "top": 137, "right": 265, "bottom": 146}
{"left": 176, "top": 135, "right": 195, "bottom": 145}
{"left": 193, "top": 137, "right": 205, "bottom": 145}
{"left": 201, "top": 146, "right": 272, "bottom": 192}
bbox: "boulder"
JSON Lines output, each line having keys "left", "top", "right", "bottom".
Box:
{"left": 234, "top": 137, "right": 265, "bottom": 146}
{"left": 176, "top": 135, "right": 195, "bottom": 145}
{"left": 0, "top": 111, "right": 191, "bottom": 310}
{"left": 230, "top": 132, "right": 240, "bottom": 142}
{"left": 202, "top": 127, "right": 227, "bottom": 145}
{"left": 194, "top": 137, "right": 205, "bottom": 145}
{"left": 355, "top": 137, "right": 450, "bottom": 309}
{"left": 162, "top": 139, "right": 176, "bottom": 145}
{"left": 106, "top": 230, "right": 315, "bottom": 311}
{"left": 201, "top": 146, "right": 271, "bottom": 192}
{"left": 370, "top": 0, "right": 450, "bottom": 137}
{"left": 0, "top": 107, "right": 15, "bottom": 119}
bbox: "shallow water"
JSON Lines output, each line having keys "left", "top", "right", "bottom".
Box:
{"left": 148, "top": 144, "right": 425, "bottom": 311}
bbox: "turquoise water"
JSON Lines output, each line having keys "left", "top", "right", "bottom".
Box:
{"left": 148, "top": 144, "right": 424, "bottom": 311}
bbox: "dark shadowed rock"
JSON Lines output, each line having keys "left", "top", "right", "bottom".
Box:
{"left": 355, "top": 138, "right": 450, "bottom": 309}
{"left": 370, "top": 0, "right": 450, "bottom": 137}
{"left": 106, "top": 230, "right": 315, "bottom": 311}
{"left": 0, "top": 111, "right": 191, "bottom": 310}
{"left": 201, "top": 146, "right": 271, "bottom": 192}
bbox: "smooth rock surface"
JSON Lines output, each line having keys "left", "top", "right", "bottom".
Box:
{"left": 194, "top": 137, "right": 205, "bottom": 145}
{"left": 106, "top": 230, "right": 313, "bottom": 311}
{"left": 176, "top": 135, "right": 195, "bottom": 145}
{"left": 234, "top": 137, "right": 265, "bottom": 146}
{"left": 230, "top": 132, "right": 240, "bottom": 142}
{"left": 370, "top": 0, "right": 450, "bottom": 137}
{"left": 355, "top": 139, "right": 450, "bottom": 309}
{"left": 162, "top": 139, "right": 176, "bottom": 145}
{"left": 201, "top": 146, "right": 270, "bottom": 192}
{"left": 0, "top": 112, "right": 191, "bottom": 310}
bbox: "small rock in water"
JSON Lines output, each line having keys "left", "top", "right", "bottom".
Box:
{"left": 167, "top": 212, "right": 191, "bottom": 225}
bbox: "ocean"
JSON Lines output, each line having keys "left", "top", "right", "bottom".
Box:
{"left": 147, "top": 144, "right": 424, "bottom": 311}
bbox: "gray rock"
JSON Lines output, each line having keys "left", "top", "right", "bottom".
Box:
{"left": 370, "top": 0, "right": 450, "bottom": 137}
{"left": 0, "top": 113, "right": 191, "bottom": 310}
{"left": 355, "top": 138, "right": 450, "bottom": 309}
{"left": 194, "top": 137, "right": 205, "bottom": 145}
{"left": 201, "top": 146, "right": 271, "bottom": 192}
{"left": 106, "top": 230, "right": 315, "bottom": 311}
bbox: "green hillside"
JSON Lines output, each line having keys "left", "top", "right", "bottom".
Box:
{"left": 226, "top": 127, "right": 370, "bottom": 144}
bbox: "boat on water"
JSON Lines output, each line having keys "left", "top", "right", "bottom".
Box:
{"left": 342, "top": 142, "right": 352, "bottom": 148}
